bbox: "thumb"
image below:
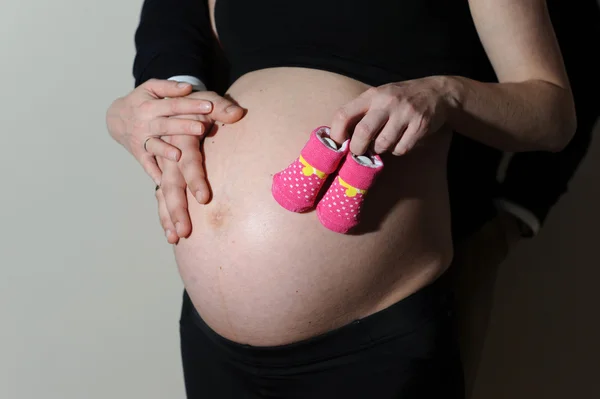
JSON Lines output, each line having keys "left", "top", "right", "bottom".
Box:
{"left": 141, "top": 78, "right": 194, "bottom": 99}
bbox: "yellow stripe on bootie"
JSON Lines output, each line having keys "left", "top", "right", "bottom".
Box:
{"left": 338, "top": 177, "right": 367, "bottom": 198}
{"left": 299, "top": 156, "right": 327, "bottom": 179}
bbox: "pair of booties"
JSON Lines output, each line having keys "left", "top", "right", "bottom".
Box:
{"left": 272, "top": 126, "right": 384, "bottom": 233}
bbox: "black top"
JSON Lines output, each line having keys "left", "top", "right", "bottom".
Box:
{"left": 216, "top": 0, "right": 486, "bottom": 86}
{"left": 133, "top": 0, "right": 598, "bottom": 240}
{"left": 135, "top": 0, "right": 487, "bottom": 88}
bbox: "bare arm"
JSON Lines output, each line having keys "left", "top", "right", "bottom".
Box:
{"left": 445, "top": 0, "right": 577, "bottom": 152}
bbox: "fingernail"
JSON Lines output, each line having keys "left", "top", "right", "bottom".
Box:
{"left": 394, "top": 147, "right": 406, "bottom": 155}
{"left": 195, "top": 191, "right": 204, "bottom": 203}
{"left": 169, "top": 151, "right": 179, "bottom": 161}
{"left": 177, "top": 82, "right": 190, "bottom": 88}
{"left": 175, "top": 222, "right": 182, "bottom": 235}
{"left": 199, "top": 101, "right": 212, "bottom": 112}
{"left": 192, "top": 124, "right": 204, "bottom": 133}
{"left": 165, "top": 229, "right": 172, "bottom": 237}
{"left": 225, "top": 104, "right": 240, "bottom": 113}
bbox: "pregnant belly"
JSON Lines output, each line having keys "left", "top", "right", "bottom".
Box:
{"left": 175, "top": 68, "right": 453, "bottom": 345}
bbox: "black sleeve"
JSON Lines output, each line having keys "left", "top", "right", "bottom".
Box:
{"left": 132, "top": 0, "right": 216, "bottom": 88}
{"left": 499, "top": 0, "right": 599, "bottom": 225}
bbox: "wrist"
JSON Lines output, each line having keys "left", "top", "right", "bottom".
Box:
{"left": 439, "top": 75, "right": 467, "bottom": 127}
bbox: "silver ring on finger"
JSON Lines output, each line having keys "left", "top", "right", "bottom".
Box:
{"left": 143, "top": 136, "right": 154, "bottom": 152}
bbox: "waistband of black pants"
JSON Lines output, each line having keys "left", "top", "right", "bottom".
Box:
{"left": 183, "top": 275, "right": 452, "bottom": 367}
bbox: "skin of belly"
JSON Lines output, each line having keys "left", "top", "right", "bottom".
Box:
{"left": 174, "top": 67, "right": 454, "bottom": 346}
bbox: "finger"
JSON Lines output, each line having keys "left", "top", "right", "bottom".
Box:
{"left": 155, "top": 151, "right": 167, "bottom": 172}
{"left": 374, "top": 123, "right": 407, "bottom": 155}
{"left": 144, "top": 137, "right": 181, "bottom": 162}
{"left": 151, "top": 97, "right": 213, "bottom": 117}
{"left": 172, "top": 136, "right": 211, "bottom": 204}
{"left": 187, "top": 91, "right": 244, "bottom": 124}
{"left": 330, "top": 92, "right": 372, "bottom": 144}
{"left": 142, "top": 78, "right": 194, "bottom": 99}
{"left": 349, "top": 109, "right": 389, "bottom": 155}
{"left": 372, "top": 117, "right": 408, "bottom": 155}
{"left": 140, "top": 153, "right": 163, "bottom": 186}
{"left": 393, "top": 117, "right": 429, "bottom": 155}
{"left": 150, "top": 117, "right": 207, "bottom": 136}
{"left": 155, "top": 187, "right": 180, "bottom": 244}
{"left": 161, "top": 160, "right": 192, "bottom": 238}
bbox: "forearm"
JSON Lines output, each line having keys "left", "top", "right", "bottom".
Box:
{"left": 445, "top": 76, "right": 576, "bottom": 153}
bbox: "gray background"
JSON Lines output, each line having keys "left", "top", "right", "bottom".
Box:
{"left": 0, "top": 1, "right": 597, "bottom": 398}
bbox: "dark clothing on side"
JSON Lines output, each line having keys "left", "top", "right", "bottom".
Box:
{"left": 180, "top": 278, "right": 464, "bottom": 399}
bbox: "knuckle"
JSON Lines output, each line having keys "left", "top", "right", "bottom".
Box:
{"left": 383, "top": 93, "right": 400, "bottom": 107}
{"left": 364, "top": 87, "right": 379, "bottom": 97}
{"left": 159, "top": 119, "right": 170, "bottom": 135}
{"left": 189, "top": 120, "right": 203, "bottom": 133}
{"left": 168, "top": 202, "right": 188, "bottom": 218}
{"left": 141, "top": 79, "right": 155, "bottom": 90}
{"left": 180, "top": 156, "right": 201, "bottom": 170}
{"left": 334, "top": 108, "right": 349, "bottom": 122}
{"left": 170, "top": 98, "right": 185, "bottom": 114}
{"left": 354, "top": 122, "right": 372, "bottom": 137}
{"left": 163, "top": 180, "right": 187, "bottom": 195}
{"left": 193, "top": 90, "right": 215, "bottom": 100}
{"left": 376, "top": 135, "right": 393, "bottom": 148}
{"left": 149, "top": 119, "right": 165, "bottom": 135}
{"left": 138, "top": 100, "right": 154, "bottom": 115}
{"left": 403, "top": 100, "right": 418, "bottom": 114}
{"left": 159, "top": 185, "right": 172, "bottom": 198}
{"left": 168, "top": 99, "right": 179, "bottom": 114}
{"left": 183, "top": 121, "right": 194, "bottom": 133}
{"left": 377, "top": 134, "right": 392, "bottom": 144}
{"left": 160, "top": 181, "right": 177, "bottom": 196}
{"left": 212, "top": 96, "right": 229, "bottom": 110}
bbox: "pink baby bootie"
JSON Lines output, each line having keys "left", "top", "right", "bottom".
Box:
{"left": 316, "top": 152, "right": 384, "bottom": 233}
{"left": 272, "top": 126, "right": 349, "bottom": 212}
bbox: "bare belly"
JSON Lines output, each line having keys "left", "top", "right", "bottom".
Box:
{"left": 175, "top": 67, "right": 453, "bottom": 346}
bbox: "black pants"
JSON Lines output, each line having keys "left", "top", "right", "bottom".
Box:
{"left": 179, "top": 277, "right": 464, "bottom": 399}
